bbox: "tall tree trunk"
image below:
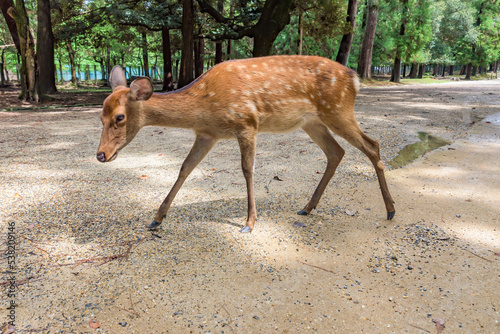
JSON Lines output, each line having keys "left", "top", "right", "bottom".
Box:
{"left": 465, "top": 62, "right": 472, "bottom": 80}
{"left": 0, "top": 53, "right": 4, "bottom": 86}
{"left": 66, "top": 41, "right": 77, "bottom": 84}
{"left": 390, "top": 0, "right": 408, "bottom": 83}
{"left": 336, "top": 0, "right": 358, "bottom": 66}
{"left": 106, "top": 47, "right": 111, "bottom": 81}
{"left": 357, "top": 0, "right": 379, "bottom": 79}
{"left": 161, "top": 28, "right": 174, "bottom": 91}
{"left": 37, "top": 0, "right": 57, "bottom": 94}
{"left": 194, "top": 38, "right": 204, "bottom": 78}
{"left": 0, "top": 0, "right": 21, "bottom": 53}
{"left": 9, "top": 1, "right": 39, "bottom": 101}
{"left": 178, "top": 0, "right": 194, "bottom": 88}
{"left": 250, "top": 0, "right": 293, "bottom": 57}
{"left": 298, "top": 6, "right": 304, "bottom": 55}
{"left": 142, "top": 31, "right": 149, "bottom": 77}
{"left": 409, "top": 63, "right": 417, "bottom": 78}
{"left": 418, "top": 64, "right": 424, "bottom": 78}
{"left": 215, "top": 0, "right": 224, "bottom": 64}
{"left": 448, "top": 65, "right": 453, "bottom": 76}
{"left": 226, "top": 40, "right": 232, "bottom": 60}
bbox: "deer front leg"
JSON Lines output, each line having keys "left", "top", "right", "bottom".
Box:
{"left": 236, "top": 131, "right": 257, "bottom": 233}
{"left": 148, "top": 134, "right": 217, "bottom": 229}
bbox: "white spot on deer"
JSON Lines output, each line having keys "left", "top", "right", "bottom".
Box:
{"left": 230, "top": 89, "right": 236, "bottom": 94}
{"left": 246, "top": 101, "right": 257, "bottom": 114}
{"left": 208, "top": 92, "right": 215, "bottom": 97}
{"left": 316, "top": 68, "right": 321, "bottom": 74}
{"left": 353, "top": 76, "right": 360, "bottom": 92}
{"left": 340, "top": 90, "right": 345, "bottom": 98}
{"left": 331, "top": 76, "right": 337, "bottom": 85}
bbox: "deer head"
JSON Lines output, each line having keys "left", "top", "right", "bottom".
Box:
{"left": 96, "top": 66, "right": 154, "bottom": 163}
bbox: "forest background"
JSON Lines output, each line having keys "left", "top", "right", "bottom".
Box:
{"left": 0, "top": 0, "right": 499, "bottom": 102}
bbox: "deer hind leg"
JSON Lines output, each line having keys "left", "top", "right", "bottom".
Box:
{"left": 236, "top": 129, "right": 258, "bottom": 233}
{"left": 148, "top": 134, "right": 217, "bottom": 229}
{"left": 319, "top": 113, "right": 396, "bottom": 220}
{"left": 298, "top": 120, "right": 345, "bottom": 215}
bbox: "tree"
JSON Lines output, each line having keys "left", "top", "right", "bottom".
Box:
{"left": 390, "top": 0, "right": 408, "bottom": 83}
{"left": 178, "top": 0, "right": 194, "bottom": 88}
{"left": 0, "top": 0, "right": 20, "bottom": 52}
{"left": 336, "top": 0, "right": 358, "bottom": 66}
{"left": 198, "top": 0, "right": 294, "bottom": 57}
{"left": 358, "top": 0, "right": 379, "bottom": 79}
{"left": 9, "top": 0, "right": 39, "bottom": 101}
{"left": 37, "top": 0, "right": 56, "bottom": 93}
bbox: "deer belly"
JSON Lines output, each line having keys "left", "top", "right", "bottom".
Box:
{"left": 258, "top": 105, "right": 319, "bottom": 133}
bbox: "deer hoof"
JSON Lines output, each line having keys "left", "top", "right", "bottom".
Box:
{"left": 297, "top": 209, "right": 308, "bottom": 216}
{"left": 147, "top": 220, "right": 162, "bottom": 229}
{"left": 239, "top": 226, "right": 252, "bottom": 233}
{"left": 387, "top": 211, "right": 396, "bottom": 220}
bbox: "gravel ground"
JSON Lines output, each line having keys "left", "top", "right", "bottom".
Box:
{"left": 1, "top": 80, "right": 499, "bottom": 333}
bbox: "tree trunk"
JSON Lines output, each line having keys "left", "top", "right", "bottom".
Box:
{"left": 465, "top": 62, "right": 472, "bottom": 80}
{"left": 358, "top": 0, "right": 379, "bottom": 79}
{"left": 66, "top": 41, "right": 77, "bottom": 84}
{"left": 390, "top": 0, "right": 408, "bottom": 83}
{"left": 194, "top": 38, "right": 204, "bottom": 78}
{"left": 298, "top": 6, "right": 304, "bottom": 55}
{"left": 37, "top": 0, "right": 57, "bottom": 94}
{"left": 448, "top": 65, "right": 453, "bottom": 76}
{"left": 409, "top": 63, "right": 417, "bottom": 78}
{"left": 178, "top": 0, "right": 194, "bottom": 88}
{"left": 418, "top": 64, "right": 424, "bottom": 78}
{"left": 161, "top": 28, "right": 174, "bottom": 91}
{"left": 142, "top": 31, "right": 149, "bottom": 77}
{"left": 336, "top": 0, "right": 358, "bottom": 66}
{"left": 215, "top": 0, "right": 224, "bottom": 64}
{"left": 250, "top": 0, "right": 294, "bottom": 57}
{"left": 472, "top": 65, "right": 477, "bottom": 76}
{"left": 106, "top": 47, "right": 111, "bottom": 81}
{"left": 9, "top": 0, "right": 39, "bottom": 101}
{"left": 0, "top": 0, "right": 21, "bottom": 53}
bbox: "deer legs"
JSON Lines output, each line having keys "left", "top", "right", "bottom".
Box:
{"left": 148, "top": 134, "right": 217, "bottom": 229}
{"left": 298, "top": 121, "right": 345, "bottom": 215}
{"left": 236, "top": 130, "right": 258, "bottom": 233}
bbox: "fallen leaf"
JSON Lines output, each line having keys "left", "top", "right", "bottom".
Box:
{"left": 273, "top": 176, "right": 283, "bottom": 181}
{"left": 27, "top": 223, "right": 35, "bottom": 230}
{"left": 292, "top": 221, "right": 306, "bottom": 228}
{"left": 345, "top": 209, "right": 355, "bottom": 216}
{"left": 14, "top": 193, "right": 22, "bottom": 199}
{"left": 89, "top": 319, "right": 100, "bottom": 329}
{"left": 140, "top": 175, "right": 148, "bottom": 179}
{"left": 494, "top": 252, "right": 500, "bottom": 257}
{"left": 1, "top": 323, "right": 16, "bottom": 334}
{"left": 432, "top": 318, "right": 445, "bottom": 334}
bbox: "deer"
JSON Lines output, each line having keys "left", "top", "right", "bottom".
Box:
{"left": 96, "top": 55, "right": 395, "bottom": 233}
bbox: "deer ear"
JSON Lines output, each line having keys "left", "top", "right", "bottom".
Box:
{"left": 129, "top": 77, "right": 154, "bottom": 101}
{"left": 109, "top": 65, "right": 127, "bottom": 90}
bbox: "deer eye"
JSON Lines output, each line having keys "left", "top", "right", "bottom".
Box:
{"left": 116, "top": 114, "right": 125, "bottom": 123}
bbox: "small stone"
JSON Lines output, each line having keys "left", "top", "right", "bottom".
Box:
{"left": 119, "top": 322, "right": 127, "bottom": 327}
{"left": 456, "top": 214, "right": 461, "bottom": 218}
{"left": 253, "top": 316, "right": 259, "bottom": 320}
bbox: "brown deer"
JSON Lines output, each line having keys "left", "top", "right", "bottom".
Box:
{"left": 97, "top": 56, "right": 395, "bottom": 233}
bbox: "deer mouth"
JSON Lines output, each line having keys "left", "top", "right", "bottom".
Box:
{"left": 108, "top": 151, "right": 118, "bottom": 162}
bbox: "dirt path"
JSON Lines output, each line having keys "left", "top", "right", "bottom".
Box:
{"left": 1, "top": 80, "right": 499, "bottom": 333}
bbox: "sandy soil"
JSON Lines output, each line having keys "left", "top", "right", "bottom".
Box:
{"left": 0, "top": 80, "right": 499, "bottom": 333}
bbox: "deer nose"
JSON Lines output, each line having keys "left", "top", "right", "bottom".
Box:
{"left": 96, "top": 152, "right": 106, "bottom": 163}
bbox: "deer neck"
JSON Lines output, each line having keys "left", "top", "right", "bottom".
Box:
{"left": 141, "top": 89, "right": 204, "bottom": 129}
